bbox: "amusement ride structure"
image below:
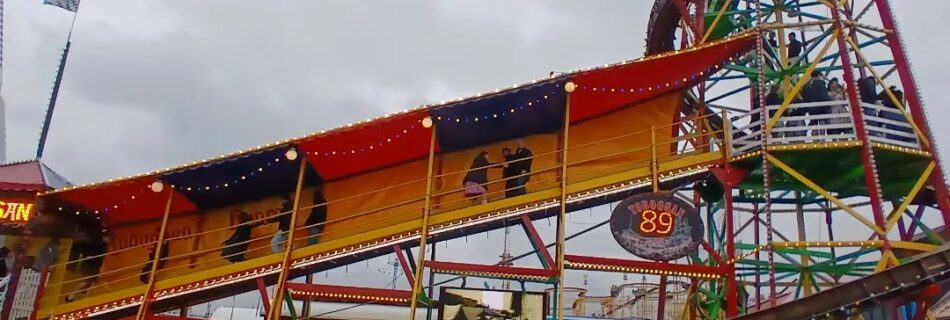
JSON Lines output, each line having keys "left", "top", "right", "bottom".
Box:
{"left": 2, "top": 1, "right": 949, "bottom": 319}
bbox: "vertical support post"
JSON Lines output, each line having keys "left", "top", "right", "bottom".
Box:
{"left": 408, "top": 119, "right": 438, "bottom": 319}
{"left": 724, "top": 176, "right": 737, "bottom": 317}
{"left": 555, "top": 82, "right": 574, "bottom": 320}
{"left": 266, "top": 155, "right": 308, "bottom": 320}
{"left": 874, "top": 0, "right": 950, "bottom": 237}
{"left": 28, "top": 267, "right": 50, "bottom": 320}
{"left": 426, "top": 243, "right": 436, "bottom": 320}
{"left": 257, "top": 277, "right": 271, "bottom": 317}
{"left": 830, "top": 3, "right": 891, "bottom": 253}
{"left": 753, "top": 202, "right": 761, "bottom": 308}
{"left": 795, "top": 192, "right": 812, "bottom": 297}
{"left": 301, "top": 274, "right": 312, "bottom": 318}
{"left": 135, "top": 185, "right": 175, "bottom": 320}
{"left": 721, "top": 108, "right": 738, "bottom": 317}
{"left": 657, "top": 275, "right": 668, "bottom": 320}
{"left": 753, "top": 0, "right": 776, "bottom": 307}
{"left": 651, "top": 126, "right": 659, "bottom": 192}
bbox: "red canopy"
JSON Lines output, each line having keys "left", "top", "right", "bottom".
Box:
{"left": 569, "top": 32, "right": 756, "bottom": 122}
{"left": 297, "top": 109, "right": 436, "bottom": 180}
{"left": 39, "top": 32, "right": 757, "bottom": 227}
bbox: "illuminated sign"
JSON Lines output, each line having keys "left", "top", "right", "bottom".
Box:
{"left": 0, "top": 200, "right": 36, "bottom": 224}
{"left": 609, "top": 192, "right": 702, "bottom": 261}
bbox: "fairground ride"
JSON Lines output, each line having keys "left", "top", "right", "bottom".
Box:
{"left": 7, "top": 1, "right": 950, "bottom": 320}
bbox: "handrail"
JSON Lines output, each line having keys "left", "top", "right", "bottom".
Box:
{"left": 41, "top": 112, "right": 728, "bottom": 307}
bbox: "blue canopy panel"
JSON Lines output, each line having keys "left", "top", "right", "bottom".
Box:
{"left": 159, "top": 146, "right": 321, "bottom": 210}
{"left": 429, "top": 79, "right": 568, "bottom": 152}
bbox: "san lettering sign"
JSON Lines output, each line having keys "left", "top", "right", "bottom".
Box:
{"left": 609, "top": 192, "right": 703, "bottom": 261}
{"left": 0, "top": 200, "right": 36, "bottom": 224}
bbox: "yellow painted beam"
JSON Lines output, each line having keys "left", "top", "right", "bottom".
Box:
{"left": 701, "top": 0, "right": 734, "bottom": 44}
{"left": 845, "top": 37, "right": 931, "bottom": 148}
{"left": 766, "top": 32, "right": 839, "bottom": 132}
{"left": 875, "top": 250, "right": 894, "bottom": 272}
{"left": 884, "top": 161, "right": 935, "bottom": 233}
{"left": 766, "top": 154, "right": 885, "bottom": 235}
{"left": 891, "top": 240, "right": 939, "bottom": 253}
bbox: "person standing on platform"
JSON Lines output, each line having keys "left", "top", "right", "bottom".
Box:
{"left": 464, "top": 151, "right": 498, "bottom": 204}
{"left": 788, "top": 33, "right": 803, "bottom": 60}
{"left": 801, "top": 71, "right": 832, "bottom": 136}
{"left": 271, "top": 194, "right": 294, "bottom": 254}
{"left": 306, "top": 186, "right": 328, "bottom": 245}
{"left": 501, "top": 148, "right": 518, "bottom": 198}
{"left": 222, "top": 210, "right": 261, "bottom": 263}
{"left": 511, "top": 140, "right": 533, "bottom": 197}
{"left": 139, "top": 240, "right": 169, "bottom": 284}
{"left": 827, "top": 78, "right": 850, "bottom": 136}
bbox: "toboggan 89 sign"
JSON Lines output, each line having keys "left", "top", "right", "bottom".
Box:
{"left": 609, "top": 192, "right": 703, "bottom": 261}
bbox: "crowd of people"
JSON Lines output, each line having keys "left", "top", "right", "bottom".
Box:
{"left": 464, "top": 139, "right": 534, "bottom": 205}
{"left": 220, "top": 187, "right": 328, "bottom": 263}
{"left": 757, "top": 31, "right": 914, "bottom": 142}
{"left": 752, "top": 71, "right": 912, "bottom": 142}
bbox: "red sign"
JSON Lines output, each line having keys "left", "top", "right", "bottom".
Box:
{"left": 0, "top": 200, "right": 36, "bottom": 224}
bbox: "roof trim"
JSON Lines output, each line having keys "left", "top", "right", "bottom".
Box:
{"left": 40, "top": 30, "right": 756, "bottom": 196}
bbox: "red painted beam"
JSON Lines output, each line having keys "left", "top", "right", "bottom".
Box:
{"left": 520, "top": 215, "right": 556, "bottom": 269}
{"left": 672, "top": 0, "right": 700, "bottom": 38}
{"left": 285, "top": 283, "right": 412, "bottom": 306}
{"left": 700, "top": 241, "right": 726, "bottom": 266}
{"left": 875, "top": 0, "right": 950, "bottom": 239}
{"left": 393, "top": 245, "right": 416, "bottom": 287}
{"left": 256, "top": 277, "right": 270, "bottom": 316}
{"left": 425, "top": 261, "right": 558, "bottom": 279}
{"left": 564, "top": 255, "right": 722, "bottom": 279}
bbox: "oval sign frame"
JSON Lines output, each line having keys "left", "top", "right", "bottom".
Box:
{"left": 609, "top": 192, "right": 703, "bottom": 261}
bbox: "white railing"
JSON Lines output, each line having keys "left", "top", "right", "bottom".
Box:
{"left": 0, "top": 275, "right": 10, "bottom": 315}
{"left": 860, "top": 102, "right": 921, "bottom": 149}
{"left": 727, "top": 100, "right": 921, "bottom": 156}
{"left": 7, "top": 268, "right": 41, "bottom": 320}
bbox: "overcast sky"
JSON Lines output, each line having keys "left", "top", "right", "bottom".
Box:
{"left": 4, "top": 1, "right": 950, "bottom": 317}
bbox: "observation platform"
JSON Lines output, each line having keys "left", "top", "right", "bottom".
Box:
{"left": 27, "top": 30, "right": 936, "bottom": 319}
{"left": 36, "top": 98, "right": 933, "bottom": 319}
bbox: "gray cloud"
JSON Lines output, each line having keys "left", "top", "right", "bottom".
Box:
{"left": 3, "top": 0, "right": 949, "bottom": 316}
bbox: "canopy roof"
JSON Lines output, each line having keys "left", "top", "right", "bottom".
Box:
{"left": 0, "top": 159, "right": 71, "bottom": 192}
{"left": 39, "top": 32, "right": 756, "bottom": 227}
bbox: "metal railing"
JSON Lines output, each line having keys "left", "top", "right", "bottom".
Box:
{"left": 727, "top": 100, "right": 921, "bottom": 157}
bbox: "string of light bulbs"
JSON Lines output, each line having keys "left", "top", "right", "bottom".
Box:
{"left": 573, "top": 56, "right": 739, "bottom": 94}
{"left": 435, "top": 86, "right": 561, "bottom": 124}
{"left": 304, "top": 122, "right": 423, "bottom": 157}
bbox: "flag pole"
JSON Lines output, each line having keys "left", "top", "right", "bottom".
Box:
{"left": 36, "top": 2, "right": 80, "bottom": 159}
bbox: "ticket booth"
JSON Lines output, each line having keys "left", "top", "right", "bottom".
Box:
{"left": 0, "top": 160, "right": 71, "bottom": 320}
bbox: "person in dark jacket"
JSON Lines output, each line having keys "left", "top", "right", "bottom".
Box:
{"left": 222, "top": 210, "right": 261, "bottom": 263}
{"left": 788, "top": 33, "right": 803, "bottom": 59}
{"left": 306, "top": 186, "right": 328, "bottom": 246}
{"left": 510, "top": 140, "right": 533, "bottom": 197}
{"left": 463, "top": 151, "right": 498, "bottom": 204}
{"left": 66, "top": 236, "right": 108, "bottom": 302}
{"left": 801, "top": 71, "right": 832, "bottom": 135}
{"left": 858, "top": 76, "right": 883, "bottom": 135}
{"left": 270, "top": 194, "right": 294, "bottom": 253}
{"left": 501, "top": 148, "right": 518, "bottom": 198}
{"left": 878, "top": 86, "right": 914, "bottom": 142}
{"left": 139, "top": 240, "right": 169, "bottom": 284}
